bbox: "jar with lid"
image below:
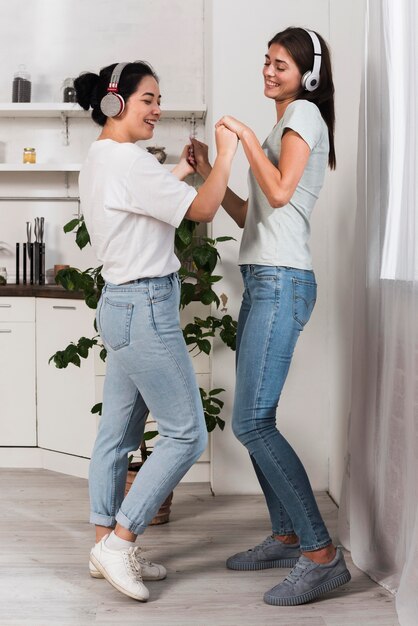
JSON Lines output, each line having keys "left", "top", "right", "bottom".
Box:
{"left": 62, "top": 78, "right": 77, "bottom": 103}
{"left": 23, "top": 147, "right": 36, "bottom": 164}
{"left": 0, "top": 267, "right": 7, "bottom": 285}
{"left": 12, "top": 65, "right": 31, "bottom": 103}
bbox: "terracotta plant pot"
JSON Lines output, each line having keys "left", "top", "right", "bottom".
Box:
{"left": 125, "top": 462, "right": 173, "bottom": 525}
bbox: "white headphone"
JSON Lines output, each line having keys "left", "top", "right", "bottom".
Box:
{"left": 100, "top": 62, "right": 129, "bottom": 117}
{"left": 301, "top": 29, "right": 322, "bottom": 92}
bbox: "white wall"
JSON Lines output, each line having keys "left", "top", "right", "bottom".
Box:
{"left": 0, "top": 0, "right": 204, "bottom": 105}
{"left": 208, "top": 0, "right": 365, "bottom": 500}
{"left": 0, "top": 0, "right": 365, "bottom": 501}
{"left": 0, "top": 0, "right": 205, "bottom": 281}
{"left": 327, "top": 0, "right": 365, "bottom": 502}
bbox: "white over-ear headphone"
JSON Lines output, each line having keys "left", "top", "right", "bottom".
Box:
{"left": 100, "top": 62, "right": 129, "bottom": 117}
{"left": 301, "top": 29, "right": 322, "bottom": 92}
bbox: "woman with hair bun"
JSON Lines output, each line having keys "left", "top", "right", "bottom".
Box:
{"left": 190, "top": 27, "right": 351, "bottom": 606}
{"left": 75, "top": 61, "right": 237, "bottom": 602}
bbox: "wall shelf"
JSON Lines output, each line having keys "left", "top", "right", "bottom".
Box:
{"left": 0, "top": 163, "right": 176, "bottom": 173}
{"left": 0, "top": 163, "right": 81, "bottom": 172}
{"left": 0, "top": 103, "right": 206, "bottom": 119}
{"left": 0, "top": 103, "right": 88, "bottom": 118}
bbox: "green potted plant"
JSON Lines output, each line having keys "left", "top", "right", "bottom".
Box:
{"left": 50, "top": 215, "right": 237, "bottom": 523}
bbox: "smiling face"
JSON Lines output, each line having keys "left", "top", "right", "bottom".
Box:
{"left": 263, "top": 43, "right": 302, "bottom": 104}
{"left": 121, "top": 75, "right": 161, "bottom": 142}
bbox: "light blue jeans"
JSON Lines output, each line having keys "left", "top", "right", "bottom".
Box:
{"left": 89, "top": 272, "right": 207, "bottom": 535}
{"left": 232, "top": 265, "right": 332, "bottom": 551}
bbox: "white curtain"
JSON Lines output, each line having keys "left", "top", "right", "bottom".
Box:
{"left": 338, "top": 1, "right": 418, "bottom": 625}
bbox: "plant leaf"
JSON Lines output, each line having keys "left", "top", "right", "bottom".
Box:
{"left": 63, "top": 218, "right": 81, "bottom": 233}
{"left": 143, "top": 430, "right": 159, "bottom": 441}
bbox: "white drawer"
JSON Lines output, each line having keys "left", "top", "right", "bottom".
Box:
{"left": 0, "top": 297, "right": 35, "bottom": 322}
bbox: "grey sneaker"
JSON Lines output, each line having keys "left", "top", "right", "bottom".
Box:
{"left": 263, "top": 546, "right": 351, "bottom": 606}
{"left": 226, "top": 535, "right": 301, "bottom": 571}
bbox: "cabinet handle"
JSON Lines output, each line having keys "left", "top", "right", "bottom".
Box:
{"left": 0, "top": 304, "right": 12, "bottom": 308}
{"left": 52, "top": 305, "right": 77, "bottom": 310}
{"left": 0, "top": 329, "right": 12, "bottom": 333}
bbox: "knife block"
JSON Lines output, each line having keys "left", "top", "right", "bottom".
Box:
{"left": 33, "top": 242, "right": 45, "bottom": 285}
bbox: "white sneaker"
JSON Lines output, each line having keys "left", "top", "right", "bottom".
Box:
{"left": 89, "top": 536, "right": 150, "bottom": 601}
{"left": 89, "top": 546, "right": 167, "bottom": 581}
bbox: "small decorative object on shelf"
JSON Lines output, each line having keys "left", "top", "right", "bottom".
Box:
{"left": 62, "top": 78, "right": 77, "bottom": 103}
{"left": 146, "top": 146, "right": 167, "bottom": 164}
{"left": 12, "top": 65, "right": 31, "bottom": 102}
{"left": 0, "top": 267, "right": 7, "bottom": 285}
{"left": 54, "top": 264, "right": 70, "bottom": 278}
{"left": 23, "top": 147, "right": 36, "bottom": 164}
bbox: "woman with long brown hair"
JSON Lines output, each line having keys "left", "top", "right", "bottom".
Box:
{"left": 190, "top": 27, "right": 350, "bottom": 606}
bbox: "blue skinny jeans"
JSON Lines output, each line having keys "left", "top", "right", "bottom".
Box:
{"left": 232, "top": 265, "right": 332, "bottom": 551}
{"left": 89, "top": 273, "right": 207, "bottom": 535}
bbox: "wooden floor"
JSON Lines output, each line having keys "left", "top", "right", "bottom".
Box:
{"left": 0, "top": 470, "right": 399, "bottom": 626}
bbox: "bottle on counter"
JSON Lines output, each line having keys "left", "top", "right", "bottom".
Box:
{"left": 12, "top": 65, "right": 32, "bottom": 103}
{"left": 23, "top": 147, "right": 36, "bottom": 164}
{"left": 0, "top": 267, "right": 7, "bottom": 285}
{"left": 62, "top": 78, "right": 77, "bottom": 103}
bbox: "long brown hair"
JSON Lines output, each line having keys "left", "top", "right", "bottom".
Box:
{"left": 268, "top": 27, "right": 336, "bottom": 169}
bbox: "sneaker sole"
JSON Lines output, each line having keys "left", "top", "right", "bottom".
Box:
{"left": 89, "top": 566, "right": 104, "bottom": 579}
{"left": 263, "top": 569, "right": 352, "bottom": 606}
{"left": 226, "top": 557, "right": 300, "bottom": 571}
{"left": 89, "top": 554, "right": 149, "bottom": 602}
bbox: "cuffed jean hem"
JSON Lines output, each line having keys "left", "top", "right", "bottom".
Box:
{"left": 116, "top": 511, "right": 147, "bottom": 536}
{"left": 272, "top": 529, "right": 297, "bottom": 537}
{"left": 300, "top": 538, "right": 333, "bottom": 552}
{"left": 90, "top": 512, "right": 116, "bottom": 527}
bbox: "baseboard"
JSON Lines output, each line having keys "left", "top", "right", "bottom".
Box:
{"left": 0, "top": 448, "right": 210, "bottom": 483}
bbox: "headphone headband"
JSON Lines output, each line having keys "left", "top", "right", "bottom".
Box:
{"left": 301, "top": 29, "right": 322, "bottom": 92}
{"left": 107, "top": 62, "right": 129, "bottom": 92}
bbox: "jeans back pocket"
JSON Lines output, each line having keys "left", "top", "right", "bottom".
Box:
{"left": 100, "top": 297, "right": 134, "bottom": 350}
{"left": 292, "top": 278, "right": 317, "bottom": 328}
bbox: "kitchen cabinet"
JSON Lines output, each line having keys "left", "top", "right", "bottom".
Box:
{"left": 0, "top": 295, "right": 210, "bottom": 480}
{"left": 36, "top": 298, "right": 97, "bottom": 458}
{"left": 0, "top": 298, "right": 36, "bottom": 445}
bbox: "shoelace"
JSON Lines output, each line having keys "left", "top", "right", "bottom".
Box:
{"left": 136, "top": 554, "right": 153, "bottom": 567}
{"left": 285, "top": 558, "right": 311, "bottom": 584}
{"left": 124, "top": 546, "right": 144, "bottom": 580}
{"left": 251, "top": 536, "right": 275, "bottom": 553}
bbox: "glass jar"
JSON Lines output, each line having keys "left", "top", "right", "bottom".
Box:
{"left": 62, "top": 78, "right": 77, "bottom": 103}
{"left": 12, "top": 65, "right": 31, "bottom": 103}
{"left": 0, "top": 267, "right": 7, "bottom": 285}
{"left": 23, "top": 147, "right": 36, "bottom": 164}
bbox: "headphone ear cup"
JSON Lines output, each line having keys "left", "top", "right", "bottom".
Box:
{"left": 302, "top": 70, "right": 319, "bottom": 92}
{"left": 301, "top": 71, "right": 311, "bottom": 90}
{"left": 100, "top": 92, "right": 126, "bottom": 117}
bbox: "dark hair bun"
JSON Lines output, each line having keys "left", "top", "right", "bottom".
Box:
{"left": 74, "top": 72, "right": 100, "bottom": 110}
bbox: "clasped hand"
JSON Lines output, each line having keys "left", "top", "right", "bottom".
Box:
{"left": 185, "top": 116, "right": 243, "bottom": 176}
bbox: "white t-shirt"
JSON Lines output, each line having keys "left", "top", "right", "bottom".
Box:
{"left": 239, "top": 100, "right": 329, "bottom": 270}
{"left": 78, "top": 139, "right": 197, "bottom": 284}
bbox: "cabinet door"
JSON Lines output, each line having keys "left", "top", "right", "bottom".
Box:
{"left": 0, "top": 322, "right": 36, "bottom": 445}
{"left": 36, "top": 299, "right": 97, "bottom": 458}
